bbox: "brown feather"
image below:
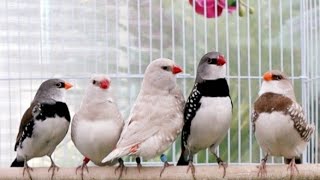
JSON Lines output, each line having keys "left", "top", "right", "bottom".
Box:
{"left": 14, "top": 102, "right": 37, "bottom": 150}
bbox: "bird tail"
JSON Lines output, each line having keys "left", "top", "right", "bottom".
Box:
{"left": 177, "top": 139, "right": 189, "bottom": 166}
{"left": 102, "top": 148, "right": 129, "bottom": 164}
{"left": 284, "top": 156, "right": 302, "bottom": 164}
{"left": 10, "top": 158, "right": 24, "bottom": 167}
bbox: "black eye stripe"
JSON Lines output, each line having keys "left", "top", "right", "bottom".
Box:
{"left": 207, "top": 58, "right": 217, "bottom": 64}
{"left": 92, "top": 80, "right": 96, "bottom": 85}
{"left": 56, "top": 82, "right": 64, "bottom": 88}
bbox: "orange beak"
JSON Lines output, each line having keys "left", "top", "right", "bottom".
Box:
{"left": 263, "top": 72, "right": 273, "bottom": 81}
{"left": 64, "top": 82, "right": 73, "bottom": 90}
{"left": 172, "top": 65, "right": 183, "bottom": 74}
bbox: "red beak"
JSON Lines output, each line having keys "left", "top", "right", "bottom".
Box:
{"left": 172, "top": 65, "right": 183, "bottom": 74}
{"left": 100, "top": 79, "right": 110, "bottom": 89}
{"left": 217, "top": 55, "right": 226, "bottom": 66}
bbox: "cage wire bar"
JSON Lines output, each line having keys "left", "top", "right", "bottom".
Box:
{"left": 0, "top": 0, "right": 319, "bottom": 168}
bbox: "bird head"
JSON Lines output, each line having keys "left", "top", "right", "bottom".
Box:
{"left": 196, "top": 51, "right": 226, "bottom": 83}
{"left": 89, "top": 74, "right": 111, "bottom": 90}
{"left": 34, "top": 79, "right": 72, "bottom": 102}
{"left": 142, "top": 58, "right": 183, "bottom": 92}
{"left": 259, "top": 70, "right": 296, "bottom": 100}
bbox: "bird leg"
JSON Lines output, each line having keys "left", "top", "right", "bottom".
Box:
{"left": 136, "top": 157, "right": 142, "bottom": 173}
{"left": 115, "top": 158, "right": 127, "bottom": 179}
{"left": 287, "top": 158, "right": 299, "bottom": 178}
{"left": 48, "top": 156, "right": 59, "bottom": 180}
{"left": 76, "top": 157, "right": 90, "bottom": 180}
{"left": 22, "top": 160, "right": 33, "bottom": 180}
{"left": 213, "top": 153, "right": 228, "bottom": 178}
{"left": 186, "top": 155, "right": 196, "bottom": 180}
{"left": 257, "top": 154, "right": 268, "bottom": 177}
{"left": 159, "top": 154, "right": 172, "bottom": 177}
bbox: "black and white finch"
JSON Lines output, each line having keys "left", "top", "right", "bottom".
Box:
{"left": 253, "top": 70, "right": 315, "bottom": 177}
{"left": 71, "top": 74, "right": 124, "bottom": 180}
{"left": 177, "top": 51, "right": 232, "bottom": 178}
{"left": 10, "top": 79, "right": 72, "bottom": 180}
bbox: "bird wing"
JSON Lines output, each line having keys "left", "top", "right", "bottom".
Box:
{"left": 181, "top": 85, "right": 202, "bottom": 148}
{"left": 286, "top": 102, "right": 314, "bottom": 142}
{"left": 14, "top": 102, "right": 38, "bottom": 151}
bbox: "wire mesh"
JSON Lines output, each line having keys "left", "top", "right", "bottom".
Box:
{"left": 0, "top": 0, "right": 319, "bottom": 167}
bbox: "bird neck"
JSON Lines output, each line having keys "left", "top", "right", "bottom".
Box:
{"left": 196, "top": 78, "right": 230, "bottom": 97}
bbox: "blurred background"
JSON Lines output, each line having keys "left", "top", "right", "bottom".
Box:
{"left": 0, "top": 0, "right": 319, "bottom": 167}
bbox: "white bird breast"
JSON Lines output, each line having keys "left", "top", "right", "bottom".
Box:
{"left": 187, "top": 97, "right": 232, "bottom": 152}
{"left": 255, "top": 112, "right": 307, "bottom": 158}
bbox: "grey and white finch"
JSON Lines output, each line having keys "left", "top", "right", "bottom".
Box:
{"left": 253, "top": 70, "right": 315, "bottom": 177}
{"left": 71, "top": 74, "right": 124, "bottom": 179}
{"left": 177, "top": 51, "right": 232, "bottom": 179}
{"left": 10, "top": 79, "right": 72, "bottom": 180}
{"left": 102, "top": 58, "right": 184, "bottom": 177}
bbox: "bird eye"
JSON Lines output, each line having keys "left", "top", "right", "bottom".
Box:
{"left": 207, "top": 59, "right": 212, "bottom": 63}
{"left": 92, "top": 80, "right": 96, "bottom": 85}
{"left": 274, "top": 75, "right": 282, "bottom": 80}
{"left": 161, "top": 66, "right": 169, "bottom": 71}
{"left": 56, "top": 82, "right": 63, "bottom": 88}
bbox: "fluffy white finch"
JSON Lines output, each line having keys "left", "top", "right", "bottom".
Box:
{"left": 253, "top": 70, "right": 315, "bottom": 177}
{"left": 102, "top": 58, "right": 184, "bottom": 177}
{"left": 177, "top": 51, "right": 232, "bottom": 178}
{"left": 10, "top": 79, "right": 72, "bottom": 180}
{"left": 71, "top": 74, "right": 124, "bottom": 179}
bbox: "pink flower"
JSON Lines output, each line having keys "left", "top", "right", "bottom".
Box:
{"left": 189, "top": 0, "right": 236, "bottom": 18}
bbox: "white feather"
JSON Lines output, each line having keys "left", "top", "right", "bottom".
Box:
{"left": 255, "top": 112, "right": 307, "bottom": 158}
{"left": 187, "top": 97, "right": 232, "bottom": 152}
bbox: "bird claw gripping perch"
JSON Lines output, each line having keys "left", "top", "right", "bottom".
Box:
{"left": 159, "top": 154, "right": 173, "bottom": 177}
{"left": 257, "top": 154, "right": 268, "bottom": 177}
{"left": 115, "top": 158, "right": 127, "bottom": 180}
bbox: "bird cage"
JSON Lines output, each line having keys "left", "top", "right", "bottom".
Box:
{"left": 0, "top": 0, "right": 319, "bottom": 170}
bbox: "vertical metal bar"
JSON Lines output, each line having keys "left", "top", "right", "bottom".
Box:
{"left": 213, "top": 0, "right": 217, "bottom": 50}
{"left": 279, "top": 0, "right": 283, "bottom": 71}
{"left": 137, "top": 0, "right": 141, "bottom": 73}
{"left": 5, "top": 0, "right": 11, "bottom": 157}
{"left": 290, "top": 0, "right": 294, "bottom": 84}
{"left": 94, "top": 0, "right": 98, "bottom": 72}
{"left": 246, "top": 0, "right": 252, "bottom": 163}
{"left": 149, "top": 0, "right": 152, "bottom": 62}
{"left": 236, "top": 0, "right": 241, "bottom": 164}
{"left": 300, "top": 0, "right": 307, "bottom": 163}
{"left": 171, "top": 0, "right": 175, "bottom": 62}
{"left": 258, "top": 0, "right": 263, "bottom": 161}
{"left": 204, "top": 0, "right": 209, "bottom": 163}
{"left": 127, "top": 0, "right": 130, "bottom": 74}
{"left": 225, "top": 0, "right": 231, "bottom": 164}
{"left": 116, "top": 0, "right": 119, "bottom": 74}
{"left": 105, "top": 1, "right": 109, "bottom": 73}
{"left": 160, "top": 0, "right": 163, "bottom": 58}
{"left": 192, "top": 0, "right": 196, "bottom": 77}
{"left": 171, "top": 0, "right": 176, "bottom": 163}
{"left": 268, "top": 0, "right": 272, "bottom": 70}
{"left": 315, "top": 0, "right": 319, "bottom": 163}
{"left": 137, "top": 0, "right": 142, "bottom": 74}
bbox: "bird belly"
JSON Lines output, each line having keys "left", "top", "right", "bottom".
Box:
{"left": 17, "top": 117, "right": 69, "bottom": 160}
{"left": 255, "top": 112, "right": 307, "bottom": 158}
{"left": 187, "top": 97, "right": 232, "bottom": 153}
{"left": 72, "top": 119, "right": 122, "bottom": 165}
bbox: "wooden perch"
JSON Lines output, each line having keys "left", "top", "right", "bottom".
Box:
{"left": 1, "top": 164, "right": 320, "bottom": 180}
